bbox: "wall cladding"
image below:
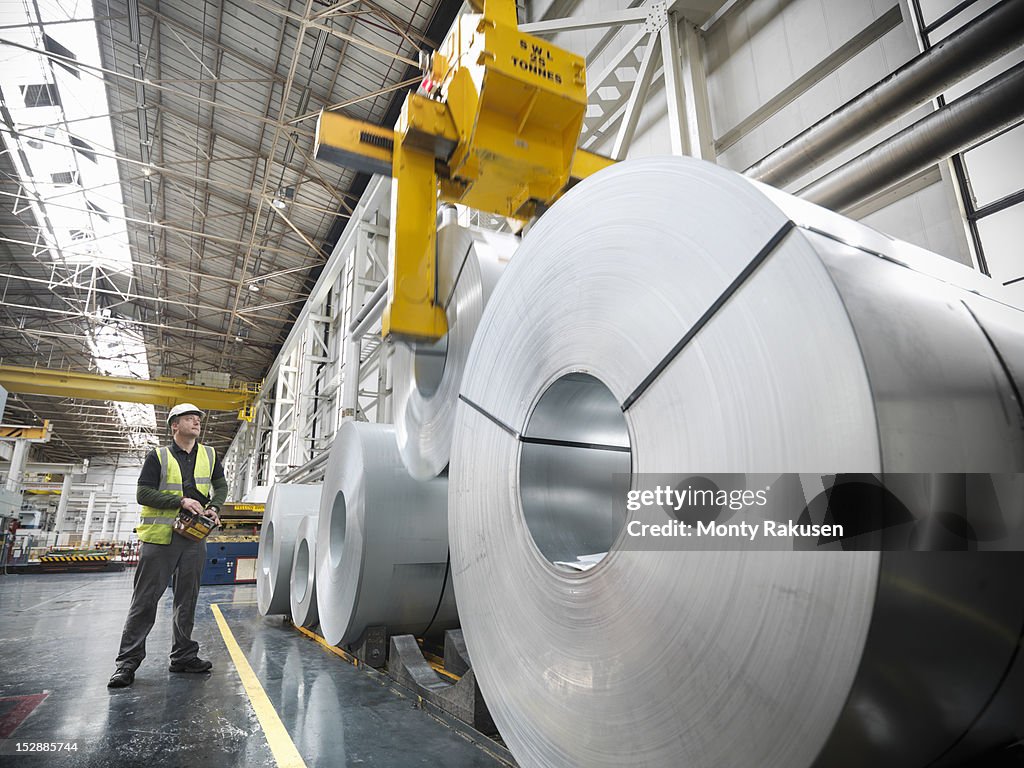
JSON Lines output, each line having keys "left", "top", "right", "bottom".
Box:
{"left": 84, "top": 457, "right": 144, "bottom": 539}
{"left": 534, "top": 0, "right": 975, "bottom": 265}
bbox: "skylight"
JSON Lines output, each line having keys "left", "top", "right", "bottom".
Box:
{"left": 1, "top": 0, "right": 157, "bottom": 447}
{"left": 87, "top": 323, "right": 158, "bottom": 446}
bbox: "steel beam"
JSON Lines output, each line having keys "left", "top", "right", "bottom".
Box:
{"left": 679, "top": 17, "right": 714, "bottom": 160}
{"left": 612, "top": 33, "right": 661, "bottom": 160}
{"left": 0, "top": 422, "right": 53, "bottom": 441}
{"left": 0, "top": 365, "right": 258, "bottom": 413}
{"left": 659, "top": 12, "right": 687, "bottom": 156}
{"left": 519, "top": 7, "right": 650, "bottom": 34}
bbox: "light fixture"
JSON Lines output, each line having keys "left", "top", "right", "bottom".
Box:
{"left": 271, "top": 185, "right": 295, "bottom": 209}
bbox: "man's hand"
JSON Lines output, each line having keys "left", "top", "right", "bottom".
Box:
{"left": 180, "top": 497, "right": 205, "bottom": 515}
{"left": 205, "top": 508, "right": 222, "bottom": 528}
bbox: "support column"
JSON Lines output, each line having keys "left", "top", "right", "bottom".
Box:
{"left": 100, "top": 501, "right": 111, "bottom": 540}
{"left": 52, "top": 473, "right": 73, "bottom": 534}
{"left": 81, "top": 491, "right": 95, "bottom": 546}
{"left": 680, "top": 19, "right": 715, "bottom": 161}
{"left": 380, "top": 345, "right": 394, "bottom": 423}
{"left": 660, "top": 12, "right": 688, "bottom": 156}
{"left": 342, "top": 223, "right": 371, "bottom": 420}
{"left": 4, "top": 439, "right": 30, "bottom": 493}
{"left": 113, "top": 505, "right": 124, "bottom": 541}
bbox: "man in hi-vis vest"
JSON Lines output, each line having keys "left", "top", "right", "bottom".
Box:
{"left": 108, "top": 403, "right": 227, "bottom": 688}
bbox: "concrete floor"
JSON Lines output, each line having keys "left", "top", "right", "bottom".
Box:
{"left": 0, "top": 569, "right": 509, "bottom": 767}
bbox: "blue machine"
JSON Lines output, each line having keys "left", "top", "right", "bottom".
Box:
{"left": 201, "top": 540, "right": 258, "bottom": 586}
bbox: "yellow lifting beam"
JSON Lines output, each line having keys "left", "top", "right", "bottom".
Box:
{"left": 0, "top": 420, "right": 52, "bottom": 441}
{"left": 314, "top": 0, "right": 615, "bottom": 342}
{"left": 0, "top": 365, "right": 260, "bottom": 421}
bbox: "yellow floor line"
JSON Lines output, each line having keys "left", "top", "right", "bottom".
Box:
{"left": 210, "top": 603, "right": 307, "bottom": 768}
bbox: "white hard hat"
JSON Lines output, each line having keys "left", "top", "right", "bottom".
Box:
{"left": 167, "top": 402, "right": 205, "bottom": 426}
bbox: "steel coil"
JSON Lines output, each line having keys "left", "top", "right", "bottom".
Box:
{"left": 392, "top": 217, "right": 518, "bottom": 479}
{"left": 316, "top": 420, "right": 457, "bottom": 646}
{"left": 289, "top": 514, "right": 319, "bottom": 628}
{"left": 449, "top": 156, "right": 1024, "bottom": 768}
{"left": 256, "top": 483, "right": 322, "bottom": 616}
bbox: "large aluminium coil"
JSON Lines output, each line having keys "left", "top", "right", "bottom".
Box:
{"left": 449, "top": 156, "right": 1024, "bottom": 768}
{"left": 316, "top": 420, "right": 457, "bottom": 646}
{"left": 289, "top": 515, "right": 319, "bottom": 628}
{"left": 256, "top": 483, "right": 322, "bottom": 616}
{"left": 392, "top": 216, "right": 519, "bottom": 480}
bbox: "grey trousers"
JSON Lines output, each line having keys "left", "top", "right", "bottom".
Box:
{"left": 115, "top": 533, "right": 206, "bottom": 670}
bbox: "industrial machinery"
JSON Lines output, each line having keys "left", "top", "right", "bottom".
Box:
{"left": 202, "top": 541, "right": 258, "bottom": 586}
{"left": 200, "top": 500, "right": 263, "bottom": 586}
{"left": 314, "top": 0, "right": 614, "bottom": 342}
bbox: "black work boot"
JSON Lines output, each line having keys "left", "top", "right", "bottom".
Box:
{"left": 168, "top": 657, "right": 213, "bottom": 673}
{"left": 107, "top": 666, "right": 135, "bottom": 688}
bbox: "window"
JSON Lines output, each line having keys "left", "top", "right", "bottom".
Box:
{"left": 909, "top": 0, "right": 1024, "bottom": 294}
{"left": 21, "top": 83, "right": 60, "bottom": 108}
{"left": 51, "top": 171, "right": 76, "bottom": 185}
{"left": 43, "top": 34, "right": 79, "bottom": 79}
{"left": 86, "top": 199, "right": 110, "bottom": 222}
{"left": 70, "top": 135, "right": 97, "bottom": 163}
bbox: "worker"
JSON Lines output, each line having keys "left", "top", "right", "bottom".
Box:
{"left": 107, "top": 403, "right": 227, "bottom": 688}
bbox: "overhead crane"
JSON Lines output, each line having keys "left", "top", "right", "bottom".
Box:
{"left": 314, "top": 0, "right": 615, "bottom": 342}
{"left": 0, "top": 421, "right": 52, "bottom": 440}
{"left": 0, "top": 365, "right": 260, "bottom": 421}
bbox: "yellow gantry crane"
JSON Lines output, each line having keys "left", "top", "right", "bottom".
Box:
{"left": 0, "top": 365, "right": 260, "bottom": 421}
{"left": 0, "top": 420, "right": 52, "bottom": 440}
{"left": 314, "top": 0, "right": 614, "bottom": 342}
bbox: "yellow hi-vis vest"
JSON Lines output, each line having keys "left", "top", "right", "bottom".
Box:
{"left": 137, "top": 444, "right": 216, "bottom": 544}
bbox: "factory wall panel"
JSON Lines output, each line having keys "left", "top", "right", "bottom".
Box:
{"left": 702, "top": 0, "right": 972, "bottom": 265}
{"left": 858, "top": 165, "right": 973, "bottom": 260}
{"left": 536, "top": 0, "right": 975, "bottom": 266}
{"left": 83, "top": 457, "right": 144, "bottom": 540}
